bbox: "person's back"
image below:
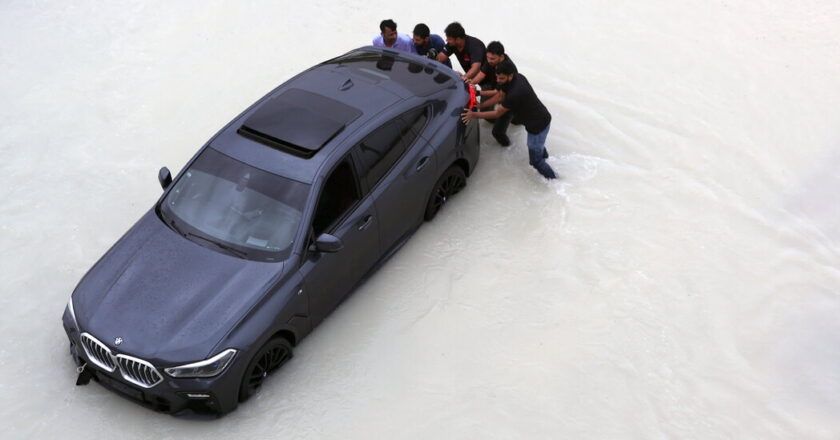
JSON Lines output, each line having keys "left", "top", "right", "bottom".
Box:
{"left": 500, "top": 73, "right": 551, "bottom": 135}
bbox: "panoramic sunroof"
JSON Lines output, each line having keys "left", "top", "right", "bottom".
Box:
{"left": 238, "top": 88, "right": 362, "bottom": 157}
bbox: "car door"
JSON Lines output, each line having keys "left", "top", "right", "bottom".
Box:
{"left": 299, "top": 156, "right": 380, "bottom": 326}
{"left": 353, "top": 106, "right": 437, "bottom": 254}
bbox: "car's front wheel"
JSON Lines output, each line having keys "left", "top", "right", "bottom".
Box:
{"left": 424, "top": 165, "right": 467, "bottom": 221}
{"left": 238, "top": 336, "right": 293, "bottom": 402}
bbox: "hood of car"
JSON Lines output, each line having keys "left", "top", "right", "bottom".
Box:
{"left": 72, "top": 210, "right": 286, "bottom": 365}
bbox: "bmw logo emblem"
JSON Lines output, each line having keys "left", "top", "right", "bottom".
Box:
{"left": 114, "top": 337, "right": 123, "bottom": 346}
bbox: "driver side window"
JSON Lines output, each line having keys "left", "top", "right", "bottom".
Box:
{"left": 311, "top": 158, "right": 360, "bottom": 236}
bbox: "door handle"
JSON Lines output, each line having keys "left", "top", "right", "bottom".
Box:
{"left": 416, "top": 156, "right": 430, "bottom": 171}
{"left": 357, "top": 215, "right": 374, "bottom": 231}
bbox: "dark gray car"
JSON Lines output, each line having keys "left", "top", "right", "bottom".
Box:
{"left": 61, "top": 46, "right": 480, "bottom": 415}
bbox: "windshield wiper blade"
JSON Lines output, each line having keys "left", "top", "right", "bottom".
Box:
{"left": 184, "top": 232, "right": 248, "bottom": 258}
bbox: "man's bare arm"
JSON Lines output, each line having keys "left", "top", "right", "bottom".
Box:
{"left": 478, "top": 90, "right": 505, "bottom": 109}
{"left": 469, "top": 71, "right": 486, "bottom": 85}
{"left": 461, "top": 104, "right": 510, "bottom": 123}
{"left": 463, "top": 62, "right": 482, "bottom": 80}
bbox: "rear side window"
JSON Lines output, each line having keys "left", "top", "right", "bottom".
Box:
{"left": 402, "top": 106, "right": 428, "bottom": 138}
{"left": 354, "top": 107, "right": 428, "bottom": 188}
{"left": 312, "top": 158, "right": 360, "bottom": 235}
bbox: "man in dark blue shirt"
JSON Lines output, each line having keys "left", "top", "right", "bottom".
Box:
{"left": 412, "top": 23, "right": 451, "bottom": 68}
{"left": 462, "top": 59, "right": 557, "bottom": 179}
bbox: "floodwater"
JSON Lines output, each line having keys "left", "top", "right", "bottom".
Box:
{"left": 2, "top": 1, "right": 839, "bottom": 438}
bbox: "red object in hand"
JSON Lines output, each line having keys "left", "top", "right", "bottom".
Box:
{"left": 468, "top": 85, "right": 477, "bottom": 110}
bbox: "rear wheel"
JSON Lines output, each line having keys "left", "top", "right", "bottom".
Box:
{"left": 424, "top": 165, "right": 467, "bottom": 221}
{"left": 238, "top": 337, "right": 293, "bottom": 403}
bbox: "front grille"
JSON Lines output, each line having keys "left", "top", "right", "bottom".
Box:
{"left": 115, "top": 354, "right": 163, "bottom": 388}
{"left": 80, "top": 333, "right": 116, "bottom": 372}
{"left": 79, "top": 332, "right": 163, "bottom": 388}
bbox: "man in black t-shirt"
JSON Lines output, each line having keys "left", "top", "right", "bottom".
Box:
{"left": 470, "top": 41, "right": 516, "bottom": 90}
{"left": 436, "top": 22, "right": 485, "bottom": 82}
{"left": 470, "top": 41, "right": 517, "bottom": 146}
{"left": 462, "top": 59, "right": 557, "bottom": 179}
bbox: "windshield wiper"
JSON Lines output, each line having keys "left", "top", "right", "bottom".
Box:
{"left": 164, "top": 214, "right": 248, "bottom": 258}
{"left": 184, "top": 232, "right": 248, "bottom": 259}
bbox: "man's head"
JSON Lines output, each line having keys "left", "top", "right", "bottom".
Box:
{"left": 486, "top": 41, "right": 506, "bottom": 66}
{"left": 380, "top": 19, "right": 398, "bottom": 46}
{"left": 495, "top": 58, "right": 516, "bottom": 85}
{"left": 444, "top": 22, "right": 466, "bottom": 49}
{"left": 412, "top": 23, "right": 430, "bottom": 47}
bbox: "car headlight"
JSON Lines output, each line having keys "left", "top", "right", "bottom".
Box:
{"left": 164, "top": 349, "right": 237, "bottom": 378}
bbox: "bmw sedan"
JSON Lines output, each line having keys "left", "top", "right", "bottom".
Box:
{"left": 62, "top": 46, "right": 480, "bottom": 415}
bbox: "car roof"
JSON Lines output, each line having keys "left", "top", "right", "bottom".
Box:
{"left": 211, "top": 47, "right": 460, "bottom": 184}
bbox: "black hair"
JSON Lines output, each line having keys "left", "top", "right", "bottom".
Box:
{"left": 380, "top": 19, "right": 397, "bottom": 32}
{"left": 486, "top": 41, "right": 505, "bottom": 56}
{"left": 413, "top": 23, "right": 430, "bottom": 38}
{"left": 495, "top": 58, "right": 516, "bottom": 75}
{"left": 444, "top": 22, "right": 466, "bottom": 39}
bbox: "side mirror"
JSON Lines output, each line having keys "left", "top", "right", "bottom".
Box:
{"left": 158, "top": 167, "right": 172, "bottom": 190}
{"left": 313, "top": 233, "right": 343, "bottom": 253}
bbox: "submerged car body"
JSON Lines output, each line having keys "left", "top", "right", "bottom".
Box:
{"left": 62, "top": 46, "right": 479, "bottom": 415}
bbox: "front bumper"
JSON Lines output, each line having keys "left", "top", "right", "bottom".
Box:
{"left": 62, "top": 308, "right": 243, "bottom": 415}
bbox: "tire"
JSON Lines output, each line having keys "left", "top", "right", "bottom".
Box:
{"left": 238, "top": 337, "right": 293, "bottom": 403}
{"left": 424, "top": 165, "right": 467, "bottom": 221}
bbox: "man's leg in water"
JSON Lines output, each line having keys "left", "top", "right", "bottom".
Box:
{"left": 526, "top": 123, "right": 557, "bottom": 179}
{"left": 492, "top": 110, "right": 513, "bottom": 146}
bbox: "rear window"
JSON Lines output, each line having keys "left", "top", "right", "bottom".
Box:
{"left": 323, "top": 50, "right": 453, "bottom": 96}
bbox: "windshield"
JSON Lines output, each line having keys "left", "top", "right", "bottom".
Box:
{"left": 159, "top": 147, "right": 309, "bottom": 262}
